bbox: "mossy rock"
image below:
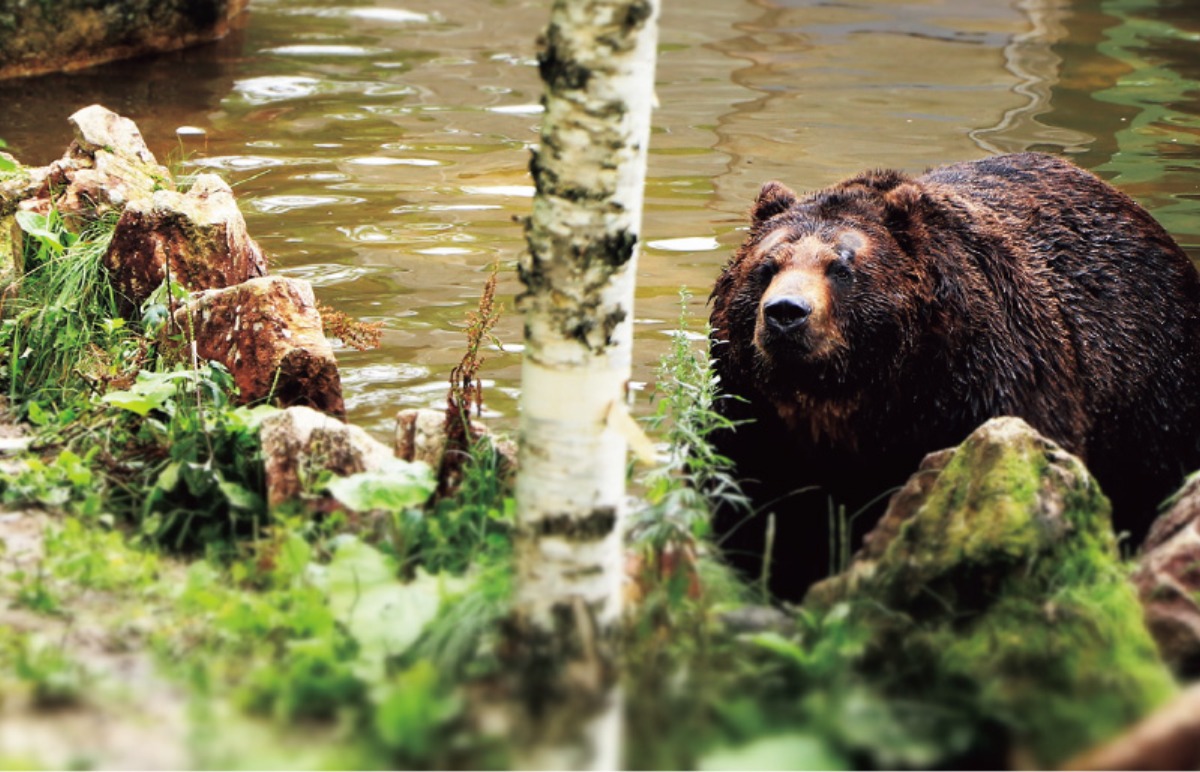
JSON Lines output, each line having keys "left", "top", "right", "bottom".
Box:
{"left": 806, "top": 417, "right": 1176, "bottom": 768}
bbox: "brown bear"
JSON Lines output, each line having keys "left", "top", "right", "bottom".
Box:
{"left": 708, "top": 152, "right": 1200, "bottom": 600}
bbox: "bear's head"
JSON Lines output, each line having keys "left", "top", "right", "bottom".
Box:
{"left": 711, "top": 171, "right": 934, "bottom": 406}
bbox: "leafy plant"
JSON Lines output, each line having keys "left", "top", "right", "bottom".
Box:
{"left": 2, "top": 207, "right": 130, "bottom": 408}
{"left": 0, "top": 138, "right": 16, "bottom": 173}
{"left": 629, "top": 288, "right": 749, "bottom": 586}
{"left": 4, "top": 632, "right": 90, "bottom": 709}
{"left": 99, "top": 364, "right": 276, "bottom": 552}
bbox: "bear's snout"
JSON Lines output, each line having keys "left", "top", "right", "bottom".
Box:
{"left": 762, "top": 295, "right": 812, "bottom": 334}
{"left": 754, "top": 263, "right": 839, "bottom": 362}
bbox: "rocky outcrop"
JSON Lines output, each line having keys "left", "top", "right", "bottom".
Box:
{"left": 41, "top": 105, "right": 174, "bottom": 225}
{"left": 171, "top": 277, "right": 343, "bottom": 417}
{"left": 260, "top": 406, "right": 397, "bottom": 509}
{"left": 1133, "top": 474, "right": 1200, "bottom": 678}
{"left": 806, "top": 417, "right": 1176, "bottom": 768}
{"left": 2, "top": 106, "right": 345, "bottom": 419}
{"left": 0, "top": 0, "right": 249, "bottom": 80}
{"left": 105, "top": 173, "right": 266, "bottom": 314}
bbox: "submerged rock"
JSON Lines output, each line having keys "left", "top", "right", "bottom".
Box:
{"left": 806, "top": 417, "right": 1176, "bottom": 768}
{"left": 0, "top": 0, "right": 249, "bottom": 79}
{"left": 104, "top": 173, "right": 266, "bottom": 314}
{"left": 261, "top": 406, "right": 396, "bottom": 509}
{"left": 170, "top": 276, "right": 343, "bottom": 417}
{"left": 1132, "top": 474, "right": 1200, "bottom": 678}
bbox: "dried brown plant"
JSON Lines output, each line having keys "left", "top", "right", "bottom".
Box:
{"left": 440, "top": 263, "right": 503, "bottom": 495}
{"left": 317, "top": 303, "right": 384, "bottom": 351}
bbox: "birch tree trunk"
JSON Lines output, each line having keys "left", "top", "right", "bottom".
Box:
{"left": 511, "top": 0, "right": 660, "bottom": 767}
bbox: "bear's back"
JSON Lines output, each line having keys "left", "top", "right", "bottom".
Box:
{"left": 914, "top": 152, "right": 1200, "bottom": 538}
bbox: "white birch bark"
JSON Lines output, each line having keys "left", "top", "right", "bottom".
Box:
{"left": 511, "top": 0, "right": 660, "bottom": 767}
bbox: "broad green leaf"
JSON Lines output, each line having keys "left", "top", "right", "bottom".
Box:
{"left": 26, "top": 401, "right": 48, "bottom": 427}
{"left": 181, "top": 461, "right": 216, "bottom": 496}
{"left": 156, "top": 461, "right": 181, "bottom": 493}
{"left": 99, "top": 318, "right": 126, "bottom": 335}
{"left": 327, "top": 539, "right": 460, "bottom": 677}
{"left": 100, "top": 369, "right": 192, "bottom": 415}
{"left": 276, "top": 533, "right": 312, "bottom": 582}
{"left": 227, "top": 404, "right": 279, "bottom": 432}
{"left": 748, "top": 632, "right": 810, "bottom": 668}
{"left": 99, "top": 390, "right": 159, "bottom": 417}
{"left": 14, "top": 210, "right": 64, "bottom": 251}
{"left": 700, "top": 734, "right": 847, "bottom": 771}
{"left": 326, "top": 459, "right": 435, "bottom": 513}
{"left": 216, "top": 478, "right": 263, "bottom": 512}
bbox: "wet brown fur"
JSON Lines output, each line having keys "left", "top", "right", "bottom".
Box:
{"left": 709, "top": 152, "right": 1200, "bottom": 600}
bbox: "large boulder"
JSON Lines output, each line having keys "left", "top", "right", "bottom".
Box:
{"left": 170, "top": 276, "right": 343, "bottom": 417}
{"left": 0, "top": 0, "right": 249, "bottom": 79}
{"left": 806, "top": 417, "right": 1176, "bottom": 768}
{"left": 104, "top": 173, "right": 266, "bottom": 314}
{"left": 1132, "top": 474, "right": 1200, "bottom": 678}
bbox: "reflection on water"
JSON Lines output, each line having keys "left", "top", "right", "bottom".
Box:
{"left": 1, "top": 0, "right": 1198, "bottom": 437}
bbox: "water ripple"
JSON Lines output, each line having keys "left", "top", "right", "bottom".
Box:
{"left": 188, "top": 155, "right": 292, "bottom": 171}
{"left": 646, "top": 236, "right": 721, "bottom": 252}
{"left": 232, "top": 76, "right": 416, "bottom": 106}
{"left": 269, "top": 6, "right": 432, "bottom": 24}
{"left": 276, "top": 263, "right": 375, "bottom": 286}
{"left": 486, "top": 104, "right": 544, "bottom": 115}
{"left": 347, "top": 156, "right": 442, "bottom": 167}
{"left": 249, "top": 194, "right": 367, "bottom": 214}
{"left": 460, "top": 185, "right": 535, "bottom": 197}
{"left": 262, "top": 44, "right": 386, "bottom": 57}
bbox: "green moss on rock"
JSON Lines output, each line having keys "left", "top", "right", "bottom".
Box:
{"left": 806, "top": 417, "right": 1176, "bottom": 767}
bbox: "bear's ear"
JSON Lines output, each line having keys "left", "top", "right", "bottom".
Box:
{"left": 752, "top": 181, "right": 798, "bottom": 223}
{"left": 881, "top": 182, "right": 926, "bottom": 255}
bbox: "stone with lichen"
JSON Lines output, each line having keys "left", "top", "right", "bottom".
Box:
{"left": 261, "top": 406, "right": 394, "bottom": 509}
{"left": 395, "top": 407, "right": 516, "bottom": 474}
{"left": 1132, "top": 473, "right": 1200, "bottom": 678}
{"left": 40, "top": 105, "right": 175, "bottom": 226}
{"left": 806, "top": 417, "right": 1176, "bottom": 768}
{"left": 169, "top": 276, "right": 343, "bottom": 418}
{"left": 104, "top": 173, "right": 266, "bottom": 315}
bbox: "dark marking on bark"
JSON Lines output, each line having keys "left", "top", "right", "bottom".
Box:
{"left": 591, "top": 228, "right": 637, "bottom": 268}
{"left": 501, "top": 598, "right": 617, "bottom": 724}
{"left": 599, "top": 0, "right": 653, "bottom": 55}
{"left": 621, "top": 0, "right": 653, "bottom": 34}
{"left": 538, "top": 22, "right": 591, "bottom": 92}
{"left": 601, "top": 308, "right": 627, "bottom": 345}
{"left": 533, "top": 507, "right": 618, "bottom": 541}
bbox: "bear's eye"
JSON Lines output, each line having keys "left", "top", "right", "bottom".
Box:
{"left": 826, "top": 260, "right": 853, "bottom": 283}
{"left": 751, "top": 260, "right": 779, "bottom": 283}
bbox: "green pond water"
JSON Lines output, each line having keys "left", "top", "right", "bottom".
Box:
{"left": 1, "top": 0, "right": 1198, "bottom": 438}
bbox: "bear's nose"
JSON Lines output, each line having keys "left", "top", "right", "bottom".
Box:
{"left": 763, "top": 296, "right": 812, "bottom": 333}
